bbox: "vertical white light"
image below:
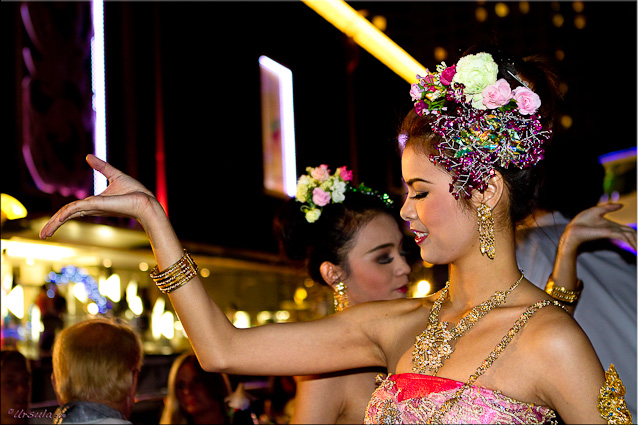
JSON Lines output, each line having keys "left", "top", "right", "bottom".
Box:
{"left": 259, "top": 56, "right": 297, "bottom": 197}
{"left": 91, "top": 0, "right": 107, "bottom": 195}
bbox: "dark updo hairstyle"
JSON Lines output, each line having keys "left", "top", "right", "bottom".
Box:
{"left": 399, "top": 43, "right": 562, "bottom": 227}
{"left": 274, "top": 189, "right": 402, "bottom": 286}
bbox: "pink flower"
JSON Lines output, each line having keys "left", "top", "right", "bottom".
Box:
{"left": 512, "top": 86, "right": 541, "bottom": 115}
{"left": 410, "top": 83, "right": 424, "bottom": 101}
{"left": 310, "top": 164, "right": 330, "bottom": 182}
{"left": 312, "top": 188, "right": 331, "bottom": 207}
{"left": 422, "top": 74, "right": 436, "bottom": 91}
{"left": 337, "top": 166, "right": 353, "bottom": 181}
{"left": 481, "top": 79, "right": 512, "bottom": 109}
{"left": 440, "top": 65, "right": 456, "bottom": 86}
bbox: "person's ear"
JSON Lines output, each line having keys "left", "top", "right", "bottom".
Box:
{"left": 319, "top": 261, "right": 345, "bottom": 289}
{"left": 472, "top": 170, "right": 505, "bottom": 210}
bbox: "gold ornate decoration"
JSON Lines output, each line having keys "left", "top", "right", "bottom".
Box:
{"left": 598, "top": 364, "right": 632, "bottom": 424}
{"left": 412, "top": 272, "right": 524, "bottom": 375}
{"left": 477, "top": 203, "right": 496, "bottom": 259}
{"left": 150, "top": 249, "right": 199, "bottom": 294}
{"left": 428, "top": 300, "right": 568, "bottom": 424}
{"left": 545, "top": 274, "right": 583, "bottom": 304}
{"left": 334, "top": 282, "right": 349, "bottom": 312}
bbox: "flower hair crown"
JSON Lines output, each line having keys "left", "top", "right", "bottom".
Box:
{"left": 295, "top": 165, "right": 393, "bottom": 223}
{"left": 409, "top": 52, "right": 551, "bottom": 199}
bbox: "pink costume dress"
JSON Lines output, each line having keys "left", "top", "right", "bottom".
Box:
{"left": 365, "top": 301, "right": 562, "bottom": 424}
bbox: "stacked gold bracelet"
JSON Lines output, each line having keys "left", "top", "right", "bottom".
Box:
{"left": 545, "top": 274, "right": 583, "bottom": 304}
{"left": 150, "top": 249, "right": 199, "bottom": 294}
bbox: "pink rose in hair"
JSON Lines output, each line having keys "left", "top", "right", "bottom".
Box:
{"left": 312, "top": 188, "right": 331, "bottom": 207}
{"left": 311, "top": 164, "right": 330, "bottom": 182}
{"left": 512, "top": 86, "right": 541, "bottom": 115}
{"left": 337, "top": 166, "right": 353, "bottom": 181}
{"left": 481, "top": 79, "right": 512, "bottom": 109}
{"left": 440, "top": 65, "right": 456, "bottom": 86}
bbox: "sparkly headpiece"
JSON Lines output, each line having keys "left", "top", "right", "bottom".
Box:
{"left": 409, "top": 52, "right": 551, "bottom": 199}
{"left": 295, "top": 165, "right": 393, "bottom": 223}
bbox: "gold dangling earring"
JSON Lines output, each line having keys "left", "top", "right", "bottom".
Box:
{"left": 334, "top": 282, "right": 349, "bottom": 312}
{"left": 477, "top": 203, "right": 495, "bottom": 259}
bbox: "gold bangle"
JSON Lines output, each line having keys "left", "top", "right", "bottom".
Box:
{"left": 545, "top": 275, "right": 582, "bottom": 304}
{"left": 150, "top": 249, "right": 198, "bottom": 294}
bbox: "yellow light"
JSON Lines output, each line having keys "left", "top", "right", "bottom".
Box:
{"left": 475, "top": 6, "right": 488, "bottom": 22}
{"left": 103, "top": 258, "right": 112, "bottom": 268}
{"left": 233, "top": 311, "right": 251, "bottom": 329}
{"left": 138, "top": 262, "right": 149, "bottom": 272}
{"left": 160, "top": 311, "right": 175, "bottom": 339}
{"left": 495, "top": 3, "right": 509, "bottom": 17}
{"left": 552, "top": 14, "right": 564, "bottom": 27}
{"left": 519, "top": 1, "right": 530, "bottom": 14}
{"left": 572, "top": 1, "right": 584, "bottom": 12}
{"left": 73, "top": 282, "right": 89, "bottom": 303}
{"left": 257, "top": 311, "right": 273, "bottom": 325}
{"left": 151, "top": 298, "right": 165, "bottom": 339}
{"left": 560, "top": 115, "right": 573, "bottom": 129}
{"left": 555, "top": 49, "right": 565, "bottom": 61}
{"left": 3, "top": 240, "right": 76, "bottom": 262}
{"left": 433, "top": 47, "right": 447, "bottom": 62}
{"left": 6, "top": 284, "right": 24, "bottom": 319}
{"left": 1, "top": 194, "right": 28, "bottom": 221}
{"left": 302, "top": 0, "right": 427, "bottom": 83}
{"left": 200, "top": 268, "right": 210, "bottom": 278}
{"left": 294, "top": 287, "right": 308, "bottom": 304}
{"left": 104, "top": 274, "right": 121, "bottom": 302}
{"left": 413, "top": 280, "right": 431, "bottom": 298}
{"left": 87, "top": 302, "right": 99, "bottom": 315}
{"left": 371, "top": 15, "right": 387, "bottom": 32}
{"left": 574, "top": 15, "right": 586, "bottom": 29}
{"left": 275, "top": 310, "right": 291, "bottom": 322}
{"left": 30, "top": 305, "right": 43, "bottom": 342}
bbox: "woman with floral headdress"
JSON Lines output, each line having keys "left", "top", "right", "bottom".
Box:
{"left": 273, "top": 165, "right": 414, "bottom": 424}
{"left": 40, "top": 45, "right": 634, "bottom": 424}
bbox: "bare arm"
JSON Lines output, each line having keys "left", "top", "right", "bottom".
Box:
{"left": 290, "top": 375, "right": 344, "bottom": 424}
{"left": 550, "top": 203, "right": 637, "bottom": 314}
{"left": 40, "top": 155, "right": 385, "bottom": 376}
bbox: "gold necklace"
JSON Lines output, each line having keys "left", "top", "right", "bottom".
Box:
{"left": 412, "top": 272, "right": 524, "bottom": 375}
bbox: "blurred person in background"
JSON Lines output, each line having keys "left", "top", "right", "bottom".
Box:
{"left": 51, "top": 318, "right": 143, "bottom": 424}
{"left": 160, "top": 352, "right": 235, "bottom": 424}
{"left": 1, "top": 349, "right": 31, "bottom": 425}
{"left": 516, "top": 146, "right": 637, "bottom": 418}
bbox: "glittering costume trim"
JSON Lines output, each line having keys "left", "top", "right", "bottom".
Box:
{"left": 366, "top": 300, "right": 568, "bottom": 424}
{"left": 598, "top": 364, "right": 632, "bottom": 424}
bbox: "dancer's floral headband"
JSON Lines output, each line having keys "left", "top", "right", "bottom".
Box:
{"left": 295, "top": 165, "right": 393, "bottom": 223}
{"left": 409, "top": 52, "right": 551, "bottom": 199}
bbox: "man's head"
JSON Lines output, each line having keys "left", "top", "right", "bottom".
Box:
{"left": 51, "top": 318, "right": 143, "bottom": 418}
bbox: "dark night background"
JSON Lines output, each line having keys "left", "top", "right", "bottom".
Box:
{"left": 2, "top": 1, "right": 636, "bottom": 256}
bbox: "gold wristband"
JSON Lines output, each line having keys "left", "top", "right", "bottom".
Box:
{"left": 150, "top": 249, "right": 198, "bottom": 294}
{"left": 545, "top": 275, "right": 582, "bottom": 304}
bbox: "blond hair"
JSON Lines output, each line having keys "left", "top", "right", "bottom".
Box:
{"left": 52, "top": 318, "right": 143, "bottom": 405}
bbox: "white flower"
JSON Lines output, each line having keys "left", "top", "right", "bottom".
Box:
{"left": 305, "top": 208, "right": 322, "bottom": 223}
{"left": 331, "top": 180, "right": 346, "bottom": 203}
{"left": 452, "top": 53, "right": 498, "bottom": 99}
{"left": 295, "top": 175, "right": 313, "bottom": 202}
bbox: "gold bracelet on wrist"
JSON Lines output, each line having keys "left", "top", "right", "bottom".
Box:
{"left": 545, "top": 274, "right": 583, "bottom": 304}
{"left": 150, "top": 249, "right": 198, "bottom": 294}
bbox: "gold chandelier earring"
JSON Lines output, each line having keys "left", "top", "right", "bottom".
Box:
{"left": 333, "top": 282, "right": 350, "bottom": 312}
{"left": 477, "top": 203, "right": 495, "bottom": 260}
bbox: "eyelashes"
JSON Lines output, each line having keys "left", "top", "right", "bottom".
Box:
{"left": 410, "top": 192, "right": 429, "bottom": 200}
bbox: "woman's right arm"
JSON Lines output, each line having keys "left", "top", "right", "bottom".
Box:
{"left": 40, "top": 155, "right": 386, "bottom": 376}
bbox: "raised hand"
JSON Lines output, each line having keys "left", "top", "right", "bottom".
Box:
{"left": 559, "top": 203, "right": 637, "bottom": 255}
{"left": 40, "top": 154, "right": 160, "bottom": 239}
